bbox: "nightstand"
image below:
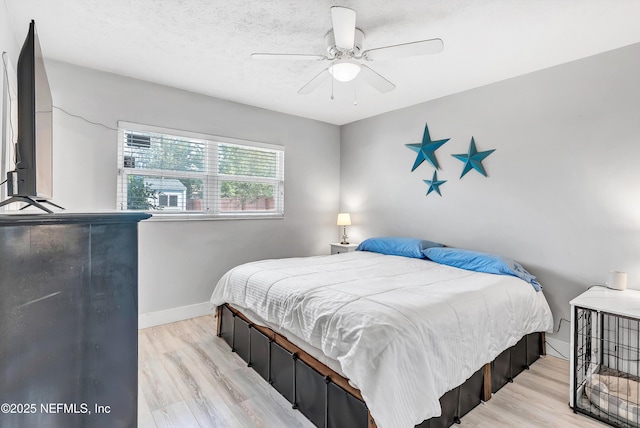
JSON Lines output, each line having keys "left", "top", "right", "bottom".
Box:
{"left": 330, "top": 243, "right": 358, "bottom": 255}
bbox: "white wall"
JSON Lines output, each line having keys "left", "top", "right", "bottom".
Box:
{"left": 340, "top": 43, "right": 640, "bottom": 349}
{"left": 43, "top": 61, "right": 341, "bottom": 321}
{"left": 0, "top": 5, "right": 17, "bottom": 64}
{"left": 1, "top": 4, "right": 18, "bottom": 192}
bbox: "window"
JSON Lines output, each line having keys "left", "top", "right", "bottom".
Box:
{"left": 158, "top": 193, "right": 180, "bottom": 209}
{"left": 117, "top": 122, "right": 284, "bottom": 217}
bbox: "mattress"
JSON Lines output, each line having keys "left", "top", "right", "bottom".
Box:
{"left": 210, "top": 251, "right": 553, "bottom": 428}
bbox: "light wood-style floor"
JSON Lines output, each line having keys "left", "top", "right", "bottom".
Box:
{"left": 139, "top": 315, "right": 607, "bottom": 428}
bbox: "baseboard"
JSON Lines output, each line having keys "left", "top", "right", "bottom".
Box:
{"left": 545, "top": 336, "right": 570, "bottom": 360}
{"left": 138, "top": 302, "right": 214, "bottom": 329}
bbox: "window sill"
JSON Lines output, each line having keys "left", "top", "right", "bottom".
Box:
{"left": 138, "top": 212, "right": 284, "bottom": 222}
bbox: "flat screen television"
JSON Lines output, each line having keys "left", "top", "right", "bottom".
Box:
{"left": 0, "top": 20, "right": 60, "bottom": 212}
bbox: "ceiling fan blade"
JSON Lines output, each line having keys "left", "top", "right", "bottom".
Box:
{"left": 362, "top": 38, "right": 444, "bottom": 61}
{"left": 251, "top": 53, "right": 327, "bottom": 61}
{"left": 330, "top": 6, "right": 356, "bottom": 50}
{"left": 298, "top": 68, "right": 331, "bottom": 94}
{"left": 359, "top": 65, "right": 395, "bottom": 93}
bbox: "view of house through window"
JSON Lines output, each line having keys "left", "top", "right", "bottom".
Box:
{"left": 117, "top": 125, "right": 284, "bottom": 217}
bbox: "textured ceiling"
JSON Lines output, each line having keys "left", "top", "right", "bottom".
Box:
{"left": 4, "top": 0, "right": 640, "bottom": 125}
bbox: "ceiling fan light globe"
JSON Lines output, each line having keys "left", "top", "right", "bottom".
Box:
{"left": 329, "top": 59, "right": 361, "bottom": 82}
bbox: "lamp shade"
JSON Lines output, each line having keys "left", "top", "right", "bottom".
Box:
{"left": 336, "top": 213, "right": 351, "bottom": 226}
{"left": 328, "top": 59, "right": 361, "bottom": 82}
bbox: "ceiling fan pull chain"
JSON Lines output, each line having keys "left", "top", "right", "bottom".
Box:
{"left": 354, "top": 81, "right": 358, "bottom": 105}
{"left": 331, "top": 75, "right": 335, "bottom": 100}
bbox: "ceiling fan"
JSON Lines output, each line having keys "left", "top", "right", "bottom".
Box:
{"left": 251, "top": 6, "right": 444, "bottom": 95}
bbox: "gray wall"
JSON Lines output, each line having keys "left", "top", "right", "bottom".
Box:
{"left": 43, "top": 61, "right": 341, "bottom": 315}
{"left": 340, "top": 43, "right": 640, "bottom": 345}
{"left": 0, "top": 5, "right": 17, "bottom": 64}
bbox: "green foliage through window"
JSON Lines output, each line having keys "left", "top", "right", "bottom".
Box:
{"left": 218, "top": 144, "right": 276, "bottom": 178}
{"left": 126, "top": 175, "right": 158, "bottom": 210}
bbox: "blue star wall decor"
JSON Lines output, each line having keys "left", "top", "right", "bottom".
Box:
{"left": 452, "top": 137, "right": 496, "bottom": 178}
{"left": 405, "top": 123, "right": 450, "bottom": 171}
{"left": 423, "top": 170, "right": 447, "bottom": 196}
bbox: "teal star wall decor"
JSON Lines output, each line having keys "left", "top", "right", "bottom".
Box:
{"left": 452, "top": 137, "right": 496, "bottom": 178}
{"left": 405, "top": 123, "right": 450, "bottom": 171}
{"left": 423, "top": 170, "right": 447, "bottom": 196}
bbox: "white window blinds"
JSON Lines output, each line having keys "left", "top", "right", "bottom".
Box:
{"left": 116, "top": 124, "right": 284, "bottom": 217}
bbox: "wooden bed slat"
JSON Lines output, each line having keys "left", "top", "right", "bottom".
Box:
{"left": 368, "top": 411, "right": 378, "bottom": 428}
{"left": 216, "top": 305, "right": 222, "bottom": 336}
{"left": 483, "top": 364, "right": 492, "bottom": 402}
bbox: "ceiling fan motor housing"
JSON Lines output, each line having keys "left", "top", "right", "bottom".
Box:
{"left": 325, "top": 28, "right": 365, "bottom": 59}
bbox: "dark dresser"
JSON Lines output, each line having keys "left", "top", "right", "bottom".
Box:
{"left": 0, "top": 212, "right": 150, "bottom": 428}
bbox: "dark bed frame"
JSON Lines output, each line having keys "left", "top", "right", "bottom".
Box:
{"left": 217, "top": 304, "right": 546, "bottom": 428}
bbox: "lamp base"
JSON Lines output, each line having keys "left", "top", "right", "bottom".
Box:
{"left": 339, "top": 225, "right": 349, "bottom": 245}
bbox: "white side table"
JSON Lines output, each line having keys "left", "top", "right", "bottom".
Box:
{"left": 330, "top": 243, "right": 358, "bottom": 255}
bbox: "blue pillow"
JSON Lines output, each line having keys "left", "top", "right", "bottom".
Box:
{"left": 356, "top": 237, "right": 443, "bottom": 259}
{"left": 423, "top": 247, "right": 542, "bottom": 291}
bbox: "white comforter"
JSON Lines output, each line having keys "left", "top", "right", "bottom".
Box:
{"left": 210, "top": 251, "right": 553, "bottom": 428}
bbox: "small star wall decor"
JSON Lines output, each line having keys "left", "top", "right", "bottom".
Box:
{"left": 452, "top": 137, "right": 496, "bottom": 178}
{"left": 405, "top": 123, "right": 450, "bottom": 171}
{"left": 423, "top": 170, "right": 447, "bottom": 196}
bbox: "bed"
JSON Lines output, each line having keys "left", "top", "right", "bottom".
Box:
{"left": 210, "top": 245, "right": 553, "bottom": 428}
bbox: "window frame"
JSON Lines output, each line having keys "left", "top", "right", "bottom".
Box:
{"left": 116, "top": 121, "right": 285, "bottom": 220}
